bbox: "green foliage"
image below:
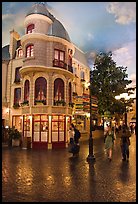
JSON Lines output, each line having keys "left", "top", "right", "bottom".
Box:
{"left": 8, "top": 127, "right": 21, "bottom": 140}
{"left": 91, "top": 52, "right": 134, "bottom": 115}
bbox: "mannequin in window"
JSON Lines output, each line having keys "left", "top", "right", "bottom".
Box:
{"left": 37, "top": 89, "right": 46, "bottom": 100}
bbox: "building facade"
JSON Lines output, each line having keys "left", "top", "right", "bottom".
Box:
{"left": 2, "top": 3, "right": 96, "bottom": 149}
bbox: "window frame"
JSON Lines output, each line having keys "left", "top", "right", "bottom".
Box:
{"left": 26, "top": 44, "right": 34, "bottom": 58}
{"left": 26, "top": 24, "right": 35, "bottom": 34}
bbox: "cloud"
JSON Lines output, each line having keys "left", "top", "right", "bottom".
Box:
{"left": 87, "top": 33, "right": 94, "bottom": 41}
{"left": 106, "top": 2, "right": 136, "bottom": 25}
{"left": 2, "top": 10, "right": 25, "bottom": 47}
{"left": 2, "top": 13, "right": 14, "bottom": 20}
{"left": 112, "top": 41, "right": 136, "bottom": 86}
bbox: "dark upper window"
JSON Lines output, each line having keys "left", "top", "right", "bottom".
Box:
{"left": 14, "top": 88, "right": 21, "bottom": 105}
{"left": 26, "top": 24, "right": 34, "bottom": 34}
{"left": 69, "top": 82, "right": 72, "bottom": 102}
{"left": 26, "top": 45, "right": 34, "bottom": 58}
{"left": 24, "top": 80, "right": 30, "bottom": 101}
{"left": 80, "top": 71, "right": 85, "bottom": 80}
{"left": 54, "top": 78, "right": 64, "bottom": 101}
{"left": 35, "top": 77, "right": 47, "bottom": 102}
{"left": 15, "top": 67, "right": 21, "bottom": 83}
{"left": 53, "top": 49, "right": 65, "bottom": 68}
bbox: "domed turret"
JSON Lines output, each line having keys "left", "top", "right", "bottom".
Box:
{"left": 47, "top": 19, "right": 71, "bottom": 42}
{"left": 26, "top": 2, "right": 55, "bottom": 22}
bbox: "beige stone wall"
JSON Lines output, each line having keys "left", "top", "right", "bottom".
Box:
{"left": 22, "top": 39, "right": 69, "bottom": 68}
{"left": 2, "top": 61, "right": 9, "bottom": 102}
{"left": 24, "top": 14, "right": 53, "bottom": 35}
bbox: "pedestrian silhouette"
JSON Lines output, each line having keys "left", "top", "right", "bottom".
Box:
{"left": 104, "top": 125, "right": 114, "bottom": 161}
{"left": 120, "top": 125, "right": 131, "bottom": 161}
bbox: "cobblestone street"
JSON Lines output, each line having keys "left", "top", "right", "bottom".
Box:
{"left": 2, "top": 134, "right": 136, "bottom": 202}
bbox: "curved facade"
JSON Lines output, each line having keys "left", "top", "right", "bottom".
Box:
{"left": 2, "top": 3, "right": 91, "bottom": 149}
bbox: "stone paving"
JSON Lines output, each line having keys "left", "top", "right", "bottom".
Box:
{"left": 2, "top": 133, "right": 136, "bottom": 202}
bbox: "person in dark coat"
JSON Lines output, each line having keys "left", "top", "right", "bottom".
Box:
{"left": 120, "top": 125, "right": 131, "bottom": 161}
{"left": 69, "top": 123, "right": 80, "bottom": 157}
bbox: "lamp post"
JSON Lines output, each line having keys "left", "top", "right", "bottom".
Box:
{"left": 87, "top": 70, "right": 95, "bottom": 163}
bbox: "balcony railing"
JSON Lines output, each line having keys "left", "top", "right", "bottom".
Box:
{"left": 53, "top": 59, "right": 73, "bottom": 73}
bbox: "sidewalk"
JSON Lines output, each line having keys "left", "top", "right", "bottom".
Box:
{"left": 2, "top": 134, "right": 136, "bottom": 202}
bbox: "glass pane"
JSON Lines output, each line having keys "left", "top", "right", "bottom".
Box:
{"left": 34, "top": 115, "right": 40, "bottom": 121}
{"left": 59, "top": 122, "right": 64, "bottom": 130}
{"left": 60, "top": 51, "right": 64, "bottom": 61}
{"left": 59, "top": 115, "right": 64, "bottom": 120}
{"left": 54, "top": 50, "right": 58, "bottom": 59}
{"left": 34, "top": 122, "right": 40, "bottom": 132}
{"left": 41, "top": 115, "right": 48, "bottom": 121}
{"left": 41, "top": 132, "right": 47, "bottom": 141}
{"left": 41, "top": 121, "right": 48, "bottom": 131}
{"left": 52, "top": 121, "right": 58, "bottom": 131}
{"left": 59, "top": 132, "right": 64, "bottom": 141}
{"left": 52, "top": 116, "right": 58, "bottom": 120}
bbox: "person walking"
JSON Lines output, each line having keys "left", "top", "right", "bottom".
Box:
{"left": 120, "top": 125, "right": 131, "bottom": 161}
{"left": 104, "top": 125, "right": 114, "bottom": 161}
{"left": 68, "top": 123, "right": 81, "bottom": 157}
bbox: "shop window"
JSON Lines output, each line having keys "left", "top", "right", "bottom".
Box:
{"left": 12, "top": 116, "right": 22, "bottom": 132}
{"left": 52, "top": 115, "right": 65, "bottom": 142}
{"left": 15, "top": 67, "right": 21, "bottom": 83}
{"left": 24, "top": 80, "right": 30, "bottom": 102}
{"left": 26, "top": 24, "right": 34, "bottom": 34}
{"left": 23, "top": 115, "right": 30, "bottom": 137}
{"left": 26, "top": 44, "right": 34, "bottom": 58}
{"left": 54, "top": 78, "right": 64, "bottom": 104}
{"left": 33, "top": 115, "right": 48, "bottom": 142}
{"left": 35, "top": 77, "right": 47, "bottom": 104}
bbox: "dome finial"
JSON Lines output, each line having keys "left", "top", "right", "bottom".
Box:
{"left": 35, "top": 2, "right": 47, "bottom": 6}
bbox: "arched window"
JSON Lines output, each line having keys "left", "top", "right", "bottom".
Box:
{"left": 54, "top": 78, "right": 64, "bottom": 101}
{"left": 24, "top": 80, "right": 30, "bottom": 102}
{"left": 35, "top": 77, "right": 47, "bottom": 103}
{"left": 18, "top": 49, "right": 23, "bottom": 57}
{"left": 26, "top": 24, "right": 34, "bottom": 34}
{"left": 69, "top": 82, "right": 72, "bottom": 102}
{"left": 26, "top": 45, "right": 34, "bottom": 58}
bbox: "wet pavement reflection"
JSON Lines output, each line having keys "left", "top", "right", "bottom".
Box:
{"left": 2, "top": 134, "right": 136, "bottom": 202}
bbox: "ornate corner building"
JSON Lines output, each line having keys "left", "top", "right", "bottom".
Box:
{"left": 2, "top": 3, "right": 98, "bottom": 149}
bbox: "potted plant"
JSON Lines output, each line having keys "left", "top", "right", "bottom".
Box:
{"left": 21, "top": 100, "right": 29, "bottom": 106}
{"left": 35, "top": 100, "right": 46, "bottom": 105}
{"left": 69, "top": 102, "right": 74, "bottom": 108}
{"left": 8, "top": 127, "right": 21, "bottom": 147}
{"left": 13, "top": 103, "right": 20, "bottom": 109}
{"left": 55, "top": 100, "right": 66, "bottom": 106}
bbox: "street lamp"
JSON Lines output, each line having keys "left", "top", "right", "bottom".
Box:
{"left": 87, "top": 70, "right": 95, "bottom": 163}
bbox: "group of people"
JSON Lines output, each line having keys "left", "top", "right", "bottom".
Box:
{"left": 104, "top": 123, "right": 131, "bottom": 162}
{"left": 68, "top": 122, "right": 133, "bottom": 161}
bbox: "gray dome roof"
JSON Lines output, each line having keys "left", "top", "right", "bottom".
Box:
{"left": 26, "top": 3, "right": 71, "bottom": 42}
{"left": 47, "top": 19, "right": 71, "bottom": 42}
{"left": 26, "top": 3, "right": 55, "bottom": 21}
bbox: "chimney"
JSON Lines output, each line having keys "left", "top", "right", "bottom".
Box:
{"left": 9, "top": 29, "right": 20, "bottom": 59}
